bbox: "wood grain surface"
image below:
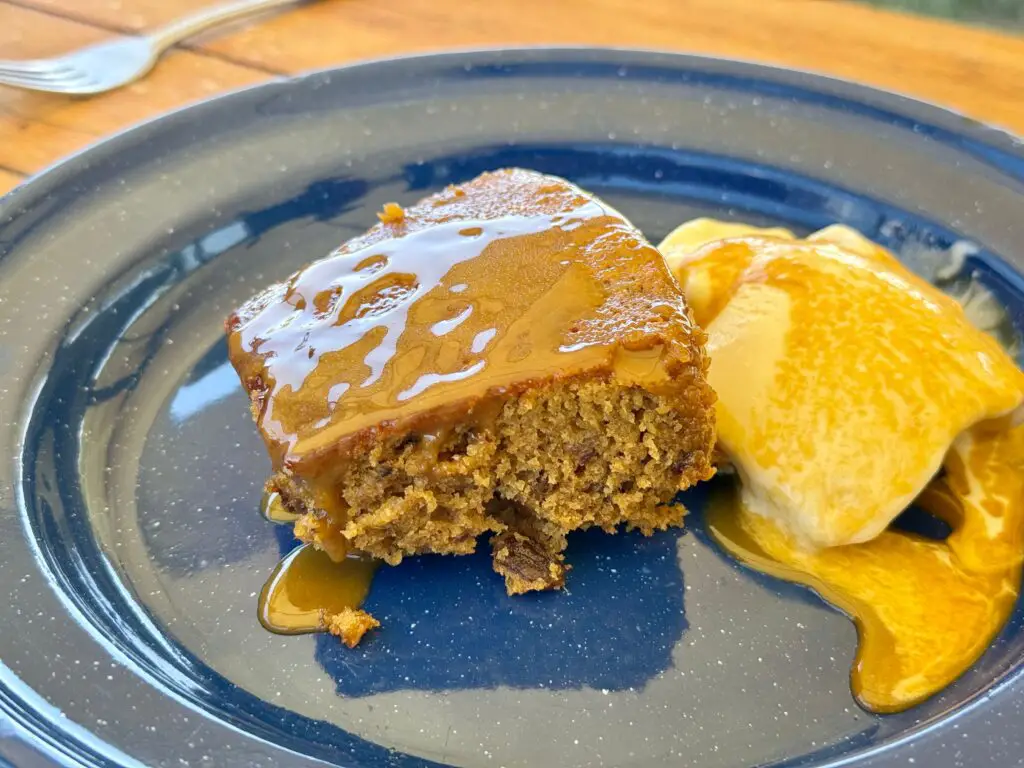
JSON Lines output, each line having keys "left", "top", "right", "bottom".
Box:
{"left": 1, "top": 0, "right": 1023, "bottom": 193}
{"left": 0, "top": 168, "right": 22, "bottom": 196}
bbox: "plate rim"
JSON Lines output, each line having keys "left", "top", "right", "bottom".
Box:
{"left": 3, "top": 44, "right": 1023, "bottom": 220}
{"left": 2, "top": 45, "right": 1024, "bottom": 768}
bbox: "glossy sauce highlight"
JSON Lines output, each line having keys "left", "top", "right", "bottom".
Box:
{"left": 228, "top": 171, "right": 701, "bottom": 477}
{"left": 258, "top": 544, "right": 379, "bottom": 635}
{"left": 707, "top": 422, "right": 1024, "bottom": 713}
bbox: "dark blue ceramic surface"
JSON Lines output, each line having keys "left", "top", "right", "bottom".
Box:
{"left": 1, "top": 49, "right": 1024, "bottom": 768}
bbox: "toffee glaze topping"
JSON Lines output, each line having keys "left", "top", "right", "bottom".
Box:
{"left": 228, "top": 171, "right": 698, "bottom": 472}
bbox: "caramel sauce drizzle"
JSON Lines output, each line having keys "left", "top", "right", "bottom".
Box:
{"left": 229, "top": 172, "right": 700, "bottom": 477}
{"left": 240, "top": 207, "right": 618, "bottom": 465}
{"left": 707, "top": 423, "right": 1024, "bottom": 713}
{"left": 259, "top": 490, "right": 378, "bottom": 635}
{"left": 258, "top": 544, "right": 379, "bottom": 635}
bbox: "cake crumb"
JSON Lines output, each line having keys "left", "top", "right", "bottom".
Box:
{"left": 325, "top": 607, "right": 380, "bottom": 647}
{"left": 377, "top": 202, "right": 405, "bottom": 224}
{"left": 491, "top": 531, "right": 568, "bottom": 594}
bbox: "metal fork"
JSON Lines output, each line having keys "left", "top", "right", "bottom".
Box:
{"left": 0, "top": 0, "right": 305, "bottom": 96}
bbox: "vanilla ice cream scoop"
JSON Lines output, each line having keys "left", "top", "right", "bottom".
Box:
{"left": 660, "top": 220, "right": 1024, "bottom": 547}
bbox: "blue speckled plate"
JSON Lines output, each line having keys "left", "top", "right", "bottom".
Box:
{"left": 2, "top": 48, "right": 1024, "bottom": 768}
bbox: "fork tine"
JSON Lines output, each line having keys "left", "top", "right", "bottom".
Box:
{"left": 0, "top": 66, "right": 93, "bottom": 84}
{"left": 0, "top": 66, "right": 86, "bottom": 84}
{"left": 0, "top": 70, "right": 97, "bottom": 93}
{"left": 0, "top": 71, "right": 50, "bottom": 90}
{"left": 0, "top": 58, "right": 75, "bottom": 75}
{"left": 0, "top": 80, "right": 99, "bottom": 95}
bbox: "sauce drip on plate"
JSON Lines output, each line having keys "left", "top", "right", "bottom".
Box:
{"left": 707, "top": 423, "right": 1024, "bottom": 713}
{"left": 258, "top": 544, "right": 379, "bottom": 634}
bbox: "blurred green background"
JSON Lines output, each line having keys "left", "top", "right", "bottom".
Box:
{"left": 870, "top": 0, "right": 1024, "bottom": 25}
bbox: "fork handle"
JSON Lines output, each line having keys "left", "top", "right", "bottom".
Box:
{"left": 145, "top": 0, "right": 305, "bottom": 51}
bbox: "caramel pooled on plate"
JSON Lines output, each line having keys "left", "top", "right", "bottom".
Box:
{"left": 707, "top": 422, "right": 1024, "bottom": 713}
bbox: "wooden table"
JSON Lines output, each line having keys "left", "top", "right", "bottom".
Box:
{"left": 1, "top": 0, "right": 1023, "bottom": 197}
